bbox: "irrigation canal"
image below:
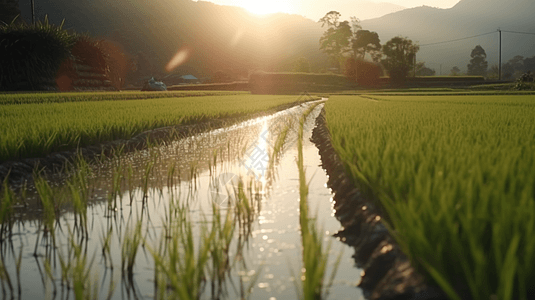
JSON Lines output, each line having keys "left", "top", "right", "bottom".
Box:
{"left": 1, "top": 100, "right": 364, "bottom": 299}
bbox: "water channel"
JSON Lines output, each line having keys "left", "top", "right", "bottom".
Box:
{"left": 0, "top": 101, "right": 364, "bottom": 299}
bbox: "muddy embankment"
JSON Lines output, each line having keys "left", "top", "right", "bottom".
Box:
{"left": 311, "top": 109, "right": 447, "bottom": 300}
{"left": 0, "top": 100, "right": 315, "bottom": 187}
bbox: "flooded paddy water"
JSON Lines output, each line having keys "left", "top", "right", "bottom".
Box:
{"left": 0, "top": 100, "right": 365, "bottom": 299}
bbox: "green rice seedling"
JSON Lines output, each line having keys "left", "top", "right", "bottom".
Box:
{"left": 100, "top": 226, "right": 114, "bottom": 270}
{"left": 126, "top": 164, "right": 135, "bottom": 205}
{"left": 43, "top": 258, "right": 57, "bottom": 298}
{"left": 0, "top": 178, "right": 16, "bottom": 241}
{"left": 34, "top": 175, "right": 59, "bottom": 253}
{"left": 208, "top": 203, "right": 236, "bottom": 298}
{"left": 0, "top": 94, "right": 304, "bottom": 162}
{"left": 166, "top": 162, "right": 177, "bottom": 189}
{"left": 121, "top": 220, "right": 143, "bottom": 279}
{"left": 150, "top": 207, "right": 215, "bottom": 299}
{"left": 0, "top": 91, "right": 247, "bottom": 105}
{"left": 141, "top": 161, "right": 155, "bottom": 202}
{"left": 296, "top": 114, "right": 342, "bottom": 300}
{"left": 325, "top": 95, "right": 535, "bottom": 299}
{"left": 231, "top": 178, "right": 261, "bottom": 242}
{"left": 55, "top": 225, "right": 99, "bottom": 299}
{"left": 67, "top": 166, "right": 89, "bottom": 237}
{"left": 72, "top": 249, "right": 99, "bottom": 300}
{"left": 108, "top": 162, "right": 124, "bottom": 211}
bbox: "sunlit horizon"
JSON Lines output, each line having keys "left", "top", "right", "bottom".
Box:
{"left": 239, "top": 0, "right": 294, "bottom": 15}
{"left": 202, "top": 0, "right": 461, "bottom": 20}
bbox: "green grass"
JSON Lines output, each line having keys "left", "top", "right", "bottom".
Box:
{"left": 325, "top": 95, "right": 535, "bottom": 299}
{"left": 0, "top": 94, "right": 303, "bottom": 162}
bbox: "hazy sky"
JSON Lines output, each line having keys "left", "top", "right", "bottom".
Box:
{"left": 202, "top": 0, "right": 461, "bottom": 20}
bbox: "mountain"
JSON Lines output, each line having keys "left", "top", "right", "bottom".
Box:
{"left": 17, "top": 0, "right": 330, "bottom": 79}
{"left": 14, "top": 0, "right": 535, "bottom": 80}
{"left": 361, "top": 0, "right": 535, "bottom": 74}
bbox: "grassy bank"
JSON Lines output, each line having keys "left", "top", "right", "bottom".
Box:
{"left": 325, "top": 95, "right": 535, "bottom": 299}
{"left": 0, "top": 93, "right": 301, "bottom": 162}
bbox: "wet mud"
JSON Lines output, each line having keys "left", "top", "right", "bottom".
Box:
{"left": 311, "top": 109, "right": 447, "bottom": 300}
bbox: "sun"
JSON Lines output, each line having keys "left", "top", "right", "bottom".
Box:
{"left": 241, "top": 1, "right": 291, "bottom": 15}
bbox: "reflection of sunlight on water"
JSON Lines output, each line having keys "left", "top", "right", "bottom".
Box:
{"left": 242, "top": 120, "right": 270, "bottom": 184}
{"left": 257, "top": 120, "right": 269, "bottom": 194}
{"left": 4, "top": 100, "right": 362, "bottom": 300}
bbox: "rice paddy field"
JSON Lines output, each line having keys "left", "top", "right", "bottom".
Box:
{"left": 2, "top": 90, "right": 534, "bottom": 300}
{"left": 0, "top": 92, "right": 303, "bottom": 162}
{"left": 324, "top": 94, "right": 535, "bottom": 300}
{"left": 0, "top": 92, "right": 366, "bottom": 300}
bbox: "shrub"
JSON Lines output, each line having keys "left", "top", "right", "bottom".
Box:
{"left": 249, "top": 71, "right": 347, "bottom": 94}
{"left": 344, "top": 58, "right": 381, "bottom": 88}
{"left": 0, "top": 17, "right": 75, "bottom": 91}
{"left": 56, "top": 36, "right": 129, "bottom": 91}
{"left": 513, "top": 71, "right": 535, "bottom": 90}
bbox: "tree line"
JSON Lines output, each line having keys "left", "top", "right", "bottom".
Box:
{"left": 317, "top": 11, "right": 419, "bottom": 85}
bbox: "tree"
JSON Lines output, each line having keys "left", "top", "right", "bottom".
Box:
{"left": 345, "top": 58, "right": 380, "bottom": 87}
{"left": 502, "top": 55, "right": 524, "bottom": 80}
{"left": 524, "top": 56, "right": 535, "bottom": 73}
{"left": 318, "top": 11, "right": 353, "bottom": 71}
{"left": 352, "top": 30, "right": 381, "bottom": 62}
{"left": 467, "top": 45, "right": 488, "bottom": 76}
{"left": 293, "top": 57, "right": 310, "bottom": 73}
{"left": 381, "top": 36, "right": 419, "bottom": 84}
{"left": 450, "top": 66, "right": 461, "bottom": 76}
{"left": 486, "top": 64, "right": 500, "bottom": 80}
{"left": 414, "top": 62, "right": 436, "bottom": 76}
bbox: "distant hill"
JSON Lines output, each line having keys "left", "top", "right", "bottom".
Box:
{"left": 17, "top": 0, "right": 329, "bottom": 79}
{"left": 361, "top": 0, "right": 535, "bottom": 74}
{"left": 15, "top": 0, "right": 535, "bottom": 80}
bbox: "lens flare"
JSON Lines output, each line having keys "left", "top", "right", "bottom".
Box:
{"left": 166, "top": 48, "right": 190, "bottom": 72}
{"left": 230, "top": 30, "right": 245, "bottom": 48}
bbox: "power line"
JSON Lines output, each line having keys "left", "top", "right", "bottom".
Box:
{"left": 419, "top": 30, "right": 535, "bottom": 47}
{"left": 501, "top": 30, "right": 535, "bottom": 36}
{"left": 420, "top": 31, "right": 497, "bottom": 47}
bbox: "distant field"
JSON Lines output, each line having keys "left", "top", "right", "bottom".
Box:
{"left": 0, "top": 91, "right": 247, "bottom": 105}
{"left": 0, "top": 92, "right": 300, "bottom": 162}
{"left": 332, "top": 87, "right": 535, "bottom": 96}
{"left": 325, "top": 95, "right": 535, "bottom": 300}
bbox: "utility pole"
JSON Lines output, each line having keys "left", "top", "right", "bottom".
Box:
{"left": 413, "top": 54, "right": 416, "bottom": 77}
{"left": 31, "top": 0, "right": 35, "bottom": 24}
{"left": 498, "top": 28, "right": 502, "bottom": 81}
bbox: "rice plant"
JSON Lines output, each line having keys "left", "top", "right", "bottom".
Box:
{"left": 57, "top": 226, "right": 100, "bottom": 300}
{"left": 0, "top": 94, "right": 308, "bottom": 162}
{"left": 208, "top": 203, "right": 236, "bottom": 298}
{"left": 325, "top": 95, "right": 535, "bottom": 299}
{"left": 0, "top": 178, "right": 16, "bottom": 241}
{"left": 34, "top": 175, "right": 60, "bottom": 254}
{"left": 150, "top": 208, "right": 215, "bottom": 299}
{"left": 121, "top": 220, "right": 143, "bottom": 279}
